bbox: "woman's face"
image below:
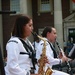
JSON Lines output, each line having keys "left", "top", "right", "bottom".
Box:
{"left": 24, "top": 19, "right": 33, "bottom": 37}
{"left": 49, "top": 28, "right": 57, "bottom": 43}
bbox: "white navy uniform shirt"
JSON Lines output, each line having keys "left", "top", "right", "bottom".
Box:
{"left": 5, "top": 36, "right": 33, "bottom": 75}
{"left": 36, "top": 38, "right": 61, "bottom": 68}
{"left": 35, "top": 38, "right": 69, "bottom": 75}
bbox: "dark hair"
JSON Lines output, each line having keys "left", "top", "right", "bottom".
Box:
{"left": 12, "top": 14, "right": 31, "bottom": 38}
{"left": 42, "top": 26, "right": 53, "bottom": 37}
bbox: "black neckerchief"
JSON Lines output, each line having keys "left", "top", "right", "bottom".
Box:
{"left": 47, "top": 41, "right": 57, "bottom": 58}
{"left": 19, "top": 38, "right": 36, "bottom": 69}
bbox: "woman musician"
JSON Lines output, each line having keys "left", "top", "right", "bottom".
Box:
{"left": 5, "top": 14, "right": 39, "bottom": 75}
{"left": 35, "top": 27, "right": 69, "bottom": 75}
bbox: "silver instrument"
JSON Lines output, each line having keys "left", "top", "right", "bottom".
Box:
{"left": 55, "top": 40, "right": 72, "bottom": 73}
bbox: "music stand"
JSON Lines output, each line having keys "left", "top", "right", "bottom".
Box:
{"left": 0, "top": 46, "right": 5, "bottom": 75}
{"left": 68, "top": 44, "right": 75, "bottom": 59}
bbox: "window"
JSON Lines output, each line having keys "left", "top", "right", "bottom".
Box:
{"left": 10, "top": 0, "right": 20, "bottom": 14}
{"left": 38, "top": 0, "right": 53, "bottom": 13}
{"left": 70, "top": 0, "right": 75, "bottom": 12}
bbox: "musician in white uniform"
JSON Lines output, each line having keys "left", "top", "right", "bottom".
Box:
{"left": 36, "top": 27, "right": 69, "bottom": 75}
{"left": 5, "top": 14, "right": 39, "bottom": 75}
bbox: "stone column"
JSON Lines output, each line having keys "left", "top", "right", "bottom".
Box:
{"left": 54, "top": 0, "right": 63, "bottom": 49}
{"left": 0, "top": 0, "right": 3, "bottom": 53}
{"left": 20, "top": 0, "right": 33, "bottom": 42}
{"left": 20, "top": 0, "right": 32, "bottom": 17}
{"left": 20, "top": 0, "right": 28, "bottom": 14}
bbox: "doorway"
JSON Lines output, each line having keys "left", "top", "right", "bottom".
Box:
{"left": 68, "top": 28, "right": 75, "bottom": 43}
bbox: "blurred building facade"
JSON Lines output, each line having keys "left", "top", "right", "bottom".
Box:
{"left": 0, "top": 0, "right": 75, "bottom": 57}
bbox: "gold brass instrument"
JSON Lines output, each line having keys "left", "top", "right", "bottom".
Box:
{"left": 32, "top": 32, "right": 53, "bottom": 75}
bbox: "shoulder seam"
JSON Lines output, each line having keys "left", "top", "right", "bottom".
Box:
{"left": 8, "top": 40, "right": 18, "bottom": 43}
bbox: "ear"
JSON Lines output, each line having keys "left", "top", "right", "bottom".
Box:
{"left": 47, "top": 32, "right": 50, "bottom": 37}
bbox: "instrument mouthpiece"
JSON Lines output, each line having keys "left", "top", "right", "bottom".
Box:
{"left": 32, "top": 32, "right": 38, "bottom": 37}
